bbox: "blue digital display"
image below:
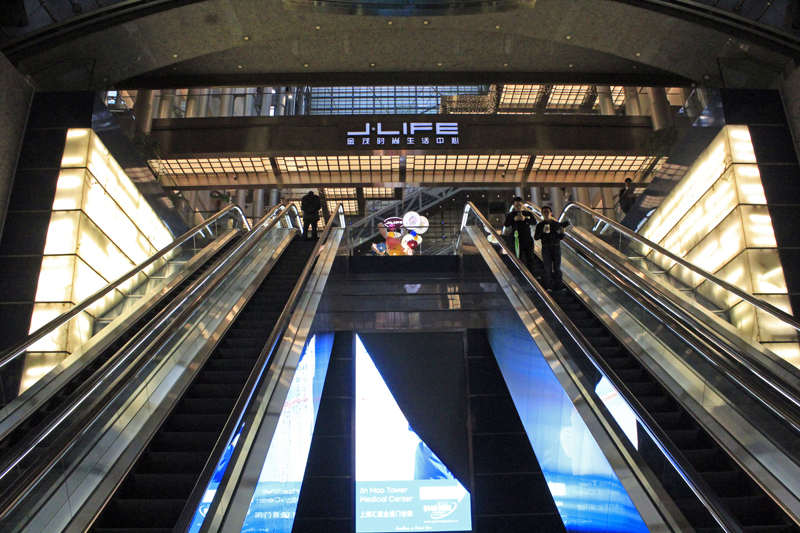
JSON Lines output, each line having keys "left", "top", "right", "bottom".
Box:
{"left": 187, "top": 334, "right": 333, "bottom": 533}
{"left": 486, "top": 318, "right": 649, "bottom": 533}
{"left": 355, "top": 335, "right": 472, "bottom": 533}
{"left": 239, "top": 334, "right": 333, "bottom": 533}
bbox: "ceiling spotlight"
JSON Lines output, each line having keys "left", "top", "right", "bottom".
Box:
{"left": 636, "top": 52, "right": 641, "bottom": 56}
{"left": 437, "top": 62, "right": 442, "bottom": 66}
{"left": 566, "top": 35, "right": 571, "bottom": 39}
{"left": 244, "top": 36, "right": 250, "bottom": 40}
{"left": 503, "top": 63, "right": 508, "bottom": 66}
{"left": 370, "top": 62, "right": 376, "bottom": 67}
{"left": 315, "top": 25, "right": 321, "bottom": 30}
{"left": 423, "top": 20, "right": 429, "bottom": 24}
{"left": 172, "top": 54, "right": 178, "bottom": 58}
{"left": 304, "top": 63, "right": 309, "bottom": 67}
{"left": 388, "top": 21, "right": 393, "bottom": 25}
{"left": 238, "top": 65, "right": 242, "bottom": 68}
{"left": 495, "top": 25, "right": 500, "bottom": 29}
{"left": 568, "top": 64, "right": 573, "bottom": 67}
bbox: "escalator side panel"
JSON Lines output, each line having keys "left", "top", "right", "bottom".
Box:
{"left": 0, "top": 231, "right": 242, "bottom": 458}
{"left": 89, "top": 239, "right": 318, "bottom": 532}
{"left": 1, "top": 231, "right": 297, "bottom": 533}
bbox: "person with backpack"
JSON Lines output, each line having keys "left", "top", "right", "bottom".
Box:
{"left": 300, "top": 190, "right": 321, "bottom": 241}
{"left": 534, "top": 205, "right": 571, "bottom": 292}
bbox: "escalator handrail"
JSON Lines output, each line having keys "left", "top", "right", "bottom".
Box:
{"left": 557, "top": 201, "right": 800, "bottom": 333}
{"left": 0, "top": 203, "right": 298, "bottom": 524}
{"left": 176, "top": 203, "right": 345, "bottom": 533}
{"left": 0, "top": 204, "right": 252, "bottom": 372}
{"left": 553, "top": 210, "right": 800, "bottom": 437}
{"left": 461, "top": 201, "right": 745, "bottom": 533}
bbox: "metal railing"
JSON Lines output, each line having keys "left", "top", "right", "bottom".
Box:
{"left": 557, "top": 201, "right": 800, "bottom": 333}
{"left": 461, "top": 201, "right": 745, "bottom": 533}
{"left": 0, "top": 205, "right": 251, "bottom": 385}
{"left": 0, "top": 202, "right": 298, "bottom": 527}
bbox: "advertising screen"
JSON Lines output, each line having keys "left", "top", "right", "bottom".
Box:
{"left": 486, "top": 319, "right": 648, "bottom": 533}
{"left": 355, "top": 335, "right": 472, "bottom": 533}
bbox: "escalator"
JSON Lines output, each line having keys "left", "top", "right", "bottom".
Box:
{"left": 0, "top": 235, "right": 242, "bottom": 456}
{"left": 475, "top": 198, "right": 800, "bottom": 532}
{"left": 90, "top": 238, "right": 317, "bottom": 532}
{"left": 523, "top": 256, "right": 798, "bottom": 532}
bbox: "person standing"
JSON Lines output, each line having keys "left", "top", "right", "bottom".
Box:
{"left": 619, "top": 178, "right": 636, "bottom": 214}
{"left": 300, "top": 190, "right": 321, "bottom": 241}
{"left": 534, "top": 205, "right": 571, "bottom": 292}
{"left": 503, "top": 196, "right": 536, "bottom": 272}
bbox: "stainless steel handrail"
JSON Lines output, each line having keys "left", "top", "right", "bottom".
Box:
{"left": 0, "top": 203, "right": 296, "bottom": 524}
{"left": 557, "top": 201, "right": 800, "bottom": 333}
{"left": 461, "top": 201, "right": 744, "bottom": 533}
{"left": 0, "top": 204, "right": 252, "bottom": 372}
{"left": 183, "top": 203, "right": 345, "bottom": 533}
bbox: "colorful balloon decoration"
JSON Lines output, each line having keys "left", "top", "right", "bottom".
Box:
{"left": 416, "top": 216, "right": 430, "bottom": 235}
{"left": 384, "top": 217, "right": 404, "bottom": 232}
{"left": 403, "top": 211, "right": 421, "bottom": 229}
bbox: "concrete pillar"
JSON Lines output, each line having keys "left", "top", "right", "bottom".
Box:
{"left": 270, "top": 188, "right": 281, "bottom": 206}
{"left": 597, "top": 85, "right": 615, "bottom": 116}
{"left": 574, "top": 187, "right": 591, "bottom": 206}
{"left": 245, "top": 88, "right": 259, "bottom": 116}
{"left": 157, "top": 89, "right": 175, "bottom": 119}
{"left": 253, "top": 189, "right": 265, "bottom": 219}
{"left": 235, "top": 189, "right": 247, "bottom": 212}
{"left": 647, "top": 87, "right": 672, "bottom": 131}
{"left": 624, "top": 87, "right": 642, "bottom": 116}
{"left": 261, "top": 89, "right": 274, "bottom": 116}
{"left": 185, "top": 88, "right": 204, "bottom": 118}
{"left": 600, "top": 187, "right": 617, "bottom": 221}
{"left": 218, "top": 88, "right": 234, "bottom": 117}
{"left": 530, "top": 187, "right": 541, "bottom": 207}
{"left": 549, "top": 187, "right": 565, "bottom": 217}
{"left": 196, "top": 89, "right": 210, "bottom": 118}
{"left": 133, "top": 89, "right": 155, "bottom": 133}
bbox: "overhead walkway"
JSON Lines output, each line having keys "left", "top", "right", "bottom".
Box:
{"left": 1, "top": 201, "right": 799, "bottom": 533}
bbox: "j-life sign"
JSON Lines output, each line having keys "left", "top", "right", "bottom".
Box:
{"left": 345, "top": 122, "right": 460, "bottom": 148}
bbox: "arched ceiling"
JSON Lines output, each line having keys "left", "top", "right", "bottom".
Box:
{"left": 4, "top": 0, "right": 796, "bottom": 90}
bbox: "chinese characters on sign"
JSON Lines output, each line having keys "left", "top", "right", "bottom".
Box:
{"left": 346, "top": 122, "right": 460, "bottom": 147}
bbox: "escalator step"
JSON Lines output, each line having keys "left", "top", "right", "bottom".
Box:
{"left": 150, "top": 431, "right": 220, "bottom": 452}
{"left": 178, "top": 398, "right": 237, "bottom": 414}
{"left": 194, "top": 370, "right": 251, "bottom": 385}
{"left": 100, "top": 500, "right": 185, "bottom": 527}
{"left": 187, "top": 383, "right": 244, "bottom": 398}
{"left": 682, "top": 448, "right": 733, "bottom": 472}
{"left": 140, "top": 451, "right": 209, "bottom": 473}
{"left": 165, "top": 414, "right": 228, "bottom": 432}
{"left": 117, "top": 473, "right": 197, "bottom": 499}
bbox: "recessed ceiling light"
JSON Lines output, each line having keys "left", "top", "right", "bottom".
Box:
{"left": 569, "top": 64, "right": 573, "bottom": 67}
{"left": 388, "top": 21, "right": 393, "bottom": 25}
{"left": 566, "top": 35, "right": 571, "bottom": 40}
{"left": 173, "top": 54, "right": 178, "bottom": 58}
{"left": 495, "top": 25, "right": 500, "bottom": 29}
{"left": 503, "top": 63, "right": 508, "bottom": 66}
{"left": 632, "top": 65, "right": 637, "bottom": 69}
{"left": 438, "top": 62, "right": 442, "bottom": 66}
{"left": 636, "top": 52, "right": 641, "bottom": 56}
{"left": 244, "top": 36, "right": 250, "bottom": 40}
{"left": 238, "top": 65, "right": 242, "bottom": 68}
{"left": 423, "top": 20, "right": 429, "bottom": 24}
{"left": 304, "top": 63, "right": 309, "bottom": 67}
{"left": 315, "top": 26, "right": 321, "bottom": 30}
{"left": 370, "top": 62, "right": 376, "bottom": 67}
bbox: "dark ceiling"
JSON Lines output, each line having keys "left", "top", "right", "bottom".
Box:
{"left": 3, "top": 0, "right": 797, "bottom": 91}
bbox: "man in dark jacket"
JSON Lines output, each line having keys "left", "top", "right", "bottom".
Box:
{"left": 300, "top": 190, "right": 321, "bottom": 241}
{"left": 619, "top": 178, "right": 635, "bottom": 214}
{"left": 534, "top": 205, "right": 571, "bottom": 291}
{"left": 503, "top": 197, "right": 536, "bottom": 271}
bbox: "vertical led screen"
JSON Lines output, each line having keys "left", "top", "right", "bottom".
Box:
{"left": 486, "top": 321, "right": 648, "bottom": 533}
{"left": 185, "top": 334, "right": 332, "bottom": 533}
{"left": 355, "top": 336, "right": 472, "bottom": 533}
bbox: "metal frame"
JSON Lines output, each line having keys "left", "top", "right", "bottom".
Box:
{"left": 560, "top": 201, "right": 800, "bottom": 333}
{"left": 0, "top": 204, "right": 251, "bottom": 378}
{"left": 460, "top": 201, "right": 745, "bottom": 533}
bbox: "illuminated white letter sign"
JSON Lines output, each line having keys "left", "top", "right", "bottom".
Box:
{"left": 436, "top": 123, "right": 458, "bottom": 135}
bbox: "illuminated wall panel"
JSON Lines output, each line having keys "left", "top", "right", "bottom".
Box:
{"left": 638, "top": 125, "right": 797, "bottom": 360}
{"left": 21, "top": 129, "right": 174, "bottom": 392}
